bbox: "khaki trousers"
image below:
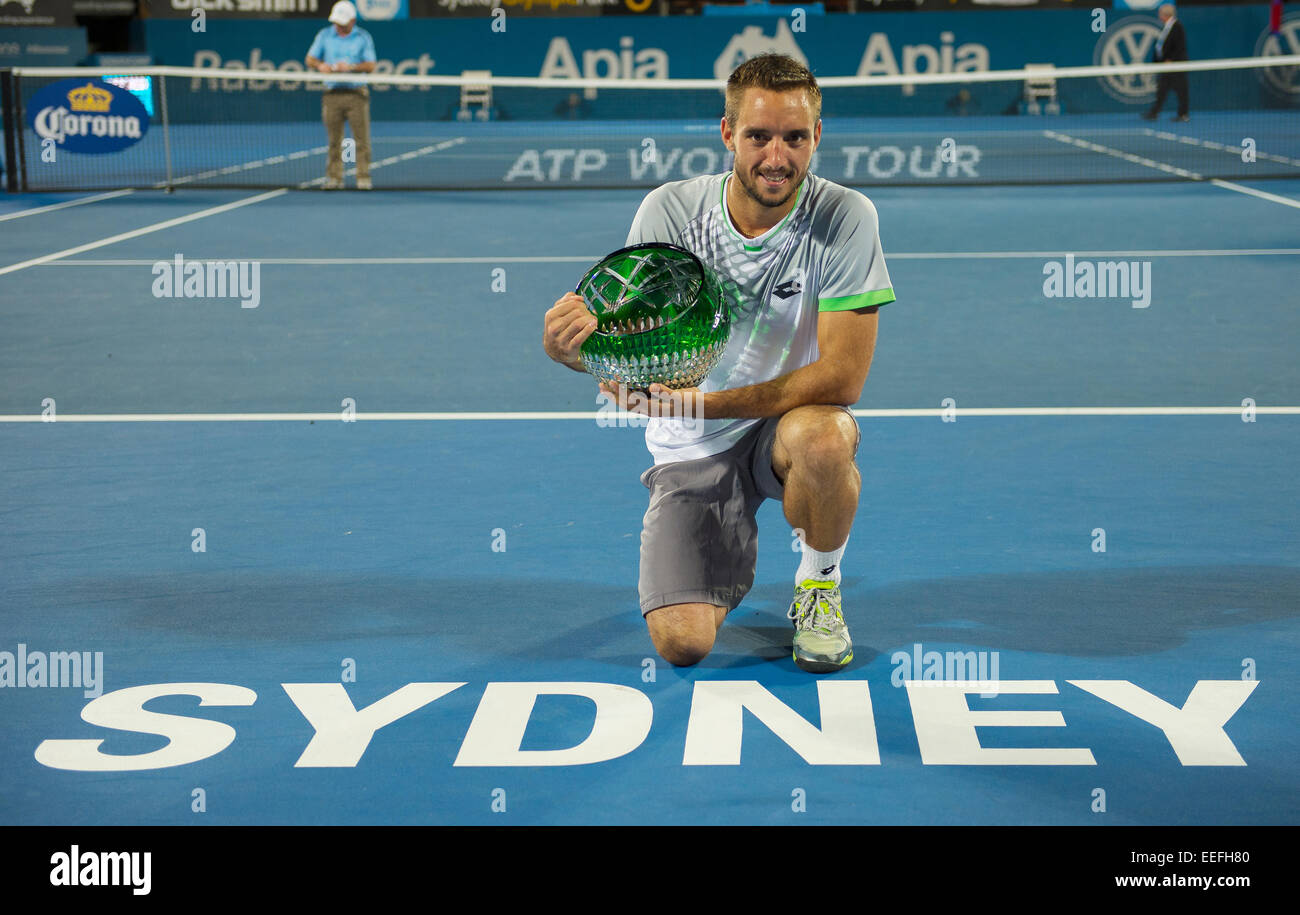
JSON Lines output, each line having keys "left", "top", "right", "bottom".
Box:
{"left": 322, "top": 89, "right": 371, "bottom": 181}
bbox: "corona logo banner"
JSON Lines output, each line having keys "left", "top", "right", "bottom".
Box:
{"left": 28, "top": 77, "right": 150, "bottom": 154}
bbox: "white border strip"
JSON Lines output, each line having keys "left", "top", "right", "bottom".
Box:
{"left": 0, "top": 190, "right": 135, "bottom": 222}
{"left": 41, "top": 256, "right": 600, "bottom": 265}
{"left": 1, "top": 407, "right": 1296, "bottom": 423}
{"left": 35, "top": 249, "right": 1300, "bottom": 267}
{"left": 12, "top": 55, "right": 1300, "bottom": 90}
{"left": 0, "top": 189, "right": 288, "bottom": 277}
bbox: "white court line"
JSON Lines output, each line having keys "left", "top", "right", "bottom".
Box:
{"left": 0, "top": 189, "right": 135, "bottom": 222}
{"left": 36, "top": 248, "right": 1300, "bottom": 267}
{"left": 0, "top": 189, "right": 288, "bottom": 278}
{"left": 1144, "top": 128, "right": 1300, "bottom": 169}
{"left": 1045, "top": 130, "right": 1300, "bottom": 210}
{"left": 1209, "top": 179, "right": 1300, "bottom": 211}
{"left": 1043, "top": 130, "right": 1203, "bottom": 180}
{"left": 162, "top": 147, "right": 328, "bottom": 188}
{"left": 1, "top": 407, "right": 1296, "bottom": 423}
{"left": 298, "top": 137, "right": 466, "bottom": 189}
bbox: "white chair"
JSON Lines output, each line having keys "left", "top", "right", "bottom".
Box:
{"left": 458, "top": 70, "right": 493, "bottom": 122}
{"left": 1023, "top": 64, "right": 1060, "bottom": 116}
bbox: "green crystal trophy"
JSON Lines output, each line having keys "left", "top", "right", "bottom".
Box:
{"left": 577, "top": 243, "right": 731, "bottom": 389}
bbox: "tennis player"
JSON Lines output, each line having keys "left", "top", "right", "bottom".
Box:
{"left": 543, "top": 54, "right": 896, "bottom": 672}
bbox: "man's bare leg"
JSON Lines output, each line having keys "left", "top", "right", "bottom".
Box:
{"left": 771, "top": 405, "right": 861, "bottom": 551}
{"left": 771, "top": 404, "right": 860, "bottom": 671}
{"left": 646, "top": 603, "right": 728, "bottom": 667}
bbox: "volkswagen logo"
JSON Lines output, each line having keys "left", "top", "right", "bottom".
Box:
{"left": 1093, "top": 16, "right": 1163, "bottom": 103}
{"left": 1254, "top": 14, "right": 1300, "bottom": 97}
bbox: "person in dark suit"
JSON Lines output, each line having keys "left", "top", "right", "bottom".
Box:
{"left": 1144, "top": 4, "right": 1190, "bottom": 122}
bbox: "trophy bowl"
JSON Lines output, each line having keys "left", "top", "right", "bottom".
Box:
{"left": 577, "top": 243, "right": 730, "bottom": 389}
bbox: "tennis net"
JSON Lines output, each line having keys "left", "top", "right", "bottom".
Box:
{"left": 2, "top": 56, "right": 1298, "bottom": 192}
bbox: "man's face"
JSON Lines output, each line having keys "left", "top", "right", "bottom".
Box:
{"left": 1159, "top": 5, "right": 1173, "bottom": 22}
{"left": 722, "top": 87, "right": 821, "bottom": 211}
{"left": 334, "top": 19, "right": 355, "bottom": 35}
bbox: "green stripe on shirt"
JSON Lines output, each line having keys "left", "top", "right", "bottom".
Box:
{"left": 818, "top": 288, "right": 896, "bottom": 312}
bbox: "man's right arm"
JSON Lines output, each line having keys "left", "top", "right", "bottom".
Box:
{"left": 542, "top": 184, "right": 680, "bottom": 373}
{"left": 543, "top": 293, "right": 596, "bottom": 373}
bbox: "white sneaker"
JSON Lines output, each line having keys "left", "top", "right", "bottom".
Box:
{"left": 787, "top": 579, "right": 853, "bottom": 673}
{"left": 324, "top": 178, "right": 342, "bottom": 190}
{"left": 356, "top": 178, "right": 373, "bottom": 190}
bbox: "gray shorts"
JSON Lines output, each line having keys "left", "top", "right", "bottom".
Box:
{"left": 637, "top": 417, "right": 788, "bottom": 616}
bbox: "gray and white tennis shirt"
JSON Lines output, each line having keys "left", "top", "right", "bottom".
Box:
{"left": 625, "top": 171, "right": 896, "bottom": 464}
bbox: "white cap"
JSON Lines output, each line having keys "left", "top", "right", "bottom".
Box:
{"left": 329, "top": 1, "right": 357, "bottom": 24}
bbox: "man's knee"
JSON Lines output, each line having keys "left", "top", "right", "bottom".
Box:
{"left": 777, "top": 406, "right": 859, "bottom": 476}
{"left": 646, "top": 603, "right": 724, "bottom": 667}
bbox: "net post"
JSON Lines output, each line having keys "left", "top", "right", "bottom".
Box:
{"left": 1, "top": 69, "right": 17, "bottom": 194}
{"left": 14, "top": 71, "right": 27, "bottom": 193}
{"left": 160, "top": 74, "right": 174, "bottom": 193}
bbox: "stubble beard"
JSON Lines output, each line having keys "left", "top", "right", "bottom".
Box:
{"left": 735, "top": 164, "right": 804, "bottom": 210}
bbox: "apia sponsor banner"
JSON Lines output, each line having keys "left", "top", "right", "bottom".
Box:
{"left": 409, "top": 0, "right": 654, "bottom": 16}
{"left": 0, "top": 0, "right": 76, "bottom": 27}
{"left": 27, "top": 77, "right": 150, "bottom": 154}
{"left": 147, "top": 12, "right": 1026, "bottom": 77}
{"left": 145, "top": 5, "right": 1293, "bottom": 88}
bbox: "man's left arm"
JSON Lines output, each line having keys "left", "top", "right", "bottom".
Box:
{"left": 694, "top": 307, "right": 879, "bottom": 419}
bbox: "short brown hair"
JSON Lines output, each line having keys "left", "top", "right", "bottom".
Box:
{"left": 724, "top": 54, "right": 822, "bottom": 128}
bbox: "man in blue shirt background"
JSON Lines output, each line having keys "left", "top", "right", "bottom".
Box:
{"left": 306, "top": 1, "right": 378, "bottom": 189}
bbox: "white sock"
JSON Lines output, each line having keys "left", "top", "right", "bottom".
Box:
{"left": 796, "top": 537, "right": 847, "bottom": 586}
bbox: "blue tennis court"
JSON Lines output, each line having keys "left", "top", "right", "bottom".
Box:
{"left": 1, "top": 168, "right": 1297, "bottom": 826}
